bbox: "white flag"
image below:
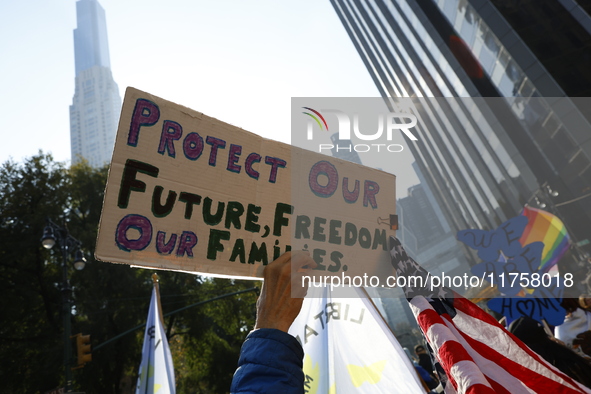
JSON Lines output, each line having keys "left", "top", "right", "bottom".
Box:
{"left": 136, "top": 287, "right": 176, "bottom": 394}
{"left": 289, "top": 286, "right": 424, "bottom": 393}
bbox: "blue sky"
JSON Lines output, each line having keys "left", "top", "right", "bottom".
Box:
{"left": 0, "top": 0, "right": 418, "bottom": 194}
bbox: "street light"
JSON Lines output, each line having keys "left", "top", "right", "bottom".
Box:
{"left": 546, "top": 185, "right": 559, "bottom": 198}
{"left": 73, "top": 250, "right": 87, "bottom": 271}
{"left": 534, "top": 197, "right": 546, "bottom": 209}
{"left": 41, "top": 218, "right": 86, "bottom": 392}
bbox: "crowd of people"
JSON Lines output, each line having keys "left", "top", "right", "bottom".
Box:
{"left": 403, "top": 345, "right": 443, "bottom": 393}
{"left": 229, "top": 251, "right": 591, "bottom": 393}
{"left": 503, "top": 295, "right": 591, "bottom": 388}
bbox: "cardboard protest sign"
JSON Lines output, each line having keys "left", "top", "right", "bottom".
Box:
{"left": 96, "top": 87, "right": 397, "bottom": 279}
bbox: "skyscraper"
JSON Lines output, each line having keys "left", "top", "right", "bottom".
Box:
{"left": 331, "top": 0, "right": 591, "bottom": 258}
{"left": 70, "top": 0, "right": 121, "bottom": 168}
{"left": 398, "top": 174, "right": 472, "bottom": 277}
{"left": 330, "top": 132, "right": 363, "bottom": 164}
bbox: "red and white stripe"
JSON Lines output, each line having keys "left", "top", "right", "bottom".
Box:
{"left": 409, "top": 295, "right": 591, "bottom": 394}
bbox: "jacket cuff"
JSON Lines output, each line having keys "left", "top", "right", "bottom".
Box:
{"left": 231, "top": 328, "right": 304, "bottom": 393}
{"left": 242, "top": 328, "right": 304, "bottom": 368}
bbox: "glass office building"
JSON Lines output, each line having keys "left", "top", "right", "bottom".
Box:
{"left": 331, "top": 0, "right": 591, "bottom": 258}
{"left": 70, "top": 0, "right": 121, "bottom": 168}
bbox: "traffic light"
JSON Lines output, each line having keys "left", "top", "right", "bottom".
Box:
{"left": 74, "top": 333, "right": 92, "bottom": 367}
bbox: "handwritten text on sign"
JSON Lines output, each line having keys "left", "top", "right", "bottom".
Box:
{"left": 96, "top": 88, "right": 397, "bottom": 278}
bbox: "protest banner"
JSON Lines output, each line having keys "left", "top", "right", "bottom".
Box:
{"left": 95, "top": 87, "right": 397, "bottom": 279}
{"left": 288, "top": 286, "right": 425, "bottom": 393}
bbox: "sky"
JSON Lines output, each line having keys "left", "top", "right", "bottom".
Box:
{"left": 0, "top": 0, "right": 419, "bottom": 195}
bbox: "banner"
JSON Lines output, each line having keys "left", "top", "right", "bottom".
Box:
{"left": 288, "top": 287, "right": 424, "bottom": 393}
{"left": 96, "top": 88, "right": 397, "bottom": 279}
{"left": 136, "top": 286, "right": 175, "bottom": 394}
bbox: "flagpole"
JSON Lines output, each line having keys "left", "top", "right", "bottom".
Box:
{"left": 358, "top": 287, "right": 398, "bottom": 337}
{"left": 152, "top": 273, "right": 165, "bottom": 326}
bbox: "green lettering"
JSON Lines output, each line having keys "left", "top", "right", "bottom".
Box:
{"left": 329, "top": 220, "right": 342, "bottom": 244}
{"left": 151, "top": 186, "right": 177, "bottom": 218}
{"left": 207, "top": 229, "right": 230, "bottom": 260}
{"left": 230, "top": 238, "right": 246, "bottom": 263}
{"left": 372, "top": 228, "right": 387, "bottom": 250}
{"left": 273, "top": 203, "right": 293, "bottom": 236}
{"left": 203, "top": 197, "right": 225, "bottom": 226}
{"left": 344, "top": 222, "right": 357, "bottom": 246}
{"left": 295, "top": 215, "right": 311, "bottom": 239}
{"left": 248, "top": 241, "right": 268, "bottom": 265}
{"left": 245, "top": 204, "right": 261, "bottom": 233}
{"left": 225, "top": 201, "right": 244, "bottom": 229}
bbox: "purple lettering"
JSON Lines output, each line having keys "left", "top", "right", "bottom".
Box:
{"left": 115, "top": 214, "right": 152, "bottom": 251}
{"left": 156, "top": 231, "right": 177, "bottom": 255}
{"left": 265, "top": 156, "right": 287, "bottom": 183}
{"left": 206, "top": 136, "right": 227, "bottom": 166}
{"left": 308, "top": 161, "right": 338, "bottom": 198}
{"left": 342, "top": 178, "right": 360, "bottom": 204}
{"left": 245, "top": 153, "right": 261, "bottom": 180}
{"left": 183, "top": 132, "right": 204, "bottom": 160}
{"left": 176, "top": 231, "right": 198, "bottom": 257}
{"left": 128, "top": 99, "right": 160, "bottom": 147}
{"left": 227, "top": 144, "right": 242, "bottom": 173}
{"left": 158, "top": 120, "right": 183, "bottom": 157}
{"left": 363, "top": 180, "right": 379, "bottom": 209}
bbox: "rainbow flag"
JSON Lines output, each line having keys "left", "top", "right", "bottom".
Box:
{"left": 519, "top": 206, "right": 570, "bottom": 272}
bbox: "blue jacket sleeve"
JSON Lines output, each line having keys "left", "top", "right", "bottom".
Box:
{"left": 231, "top": 328, "right": 304, "bottom": 394}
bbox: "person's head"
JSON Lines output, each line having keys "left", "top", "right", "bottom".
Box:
{"left": 414, "top": 344, "right": 426, "bottom": 355}
{"left": 579, "top": 294, "right": 591, "bottom": 311}
{"left": 561, "top": 297, "right": 580, "bottom": 314}
{"left": 509, "top": 316, "right": 591, "bottom": 388}
{"left": 403, "top": 347, "right": 415, "bottom": 362}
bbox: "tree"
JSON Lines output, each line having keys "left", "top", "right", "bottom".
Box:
{"left": 0, "top": 153, "right": 70, "bottom": 392}
{"left": 0, "top": 153, "right": 258, "bottom": 393}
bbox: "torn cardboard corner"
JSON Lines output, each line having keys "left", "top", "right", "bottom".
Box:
{"left": 95, "top": 87, "right": 397, "bottom": 279}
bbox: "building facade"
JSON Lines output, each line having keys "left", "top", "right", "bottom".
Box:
{"left": 331, "top": 0, "right": 591, "bottom": 258}
{"left": 330, "top": 132, "right": 363, "bottom": 164}
{"left": 398, "top": 169, "right": 472, "bottom": 277}
{"left": 70, "top": 0, "right": 121, "bottom": 168}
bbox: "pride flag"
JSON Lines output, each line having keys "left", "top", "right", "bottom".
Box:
{"left": 519, "top": 206, "right": 570, "bottom": 272}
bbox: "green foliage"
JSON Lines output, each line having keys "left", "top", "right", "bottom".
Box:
{"left": 0, "top": 152, "right": 69, "bottom": 392}
{"left": 0, "top": 153, "right": 258, "bottom": 393}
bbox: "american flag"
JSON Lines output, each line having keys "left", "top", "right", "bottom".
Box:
{"left": 389, "top": 236, "right": 591, "bottom": 394}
